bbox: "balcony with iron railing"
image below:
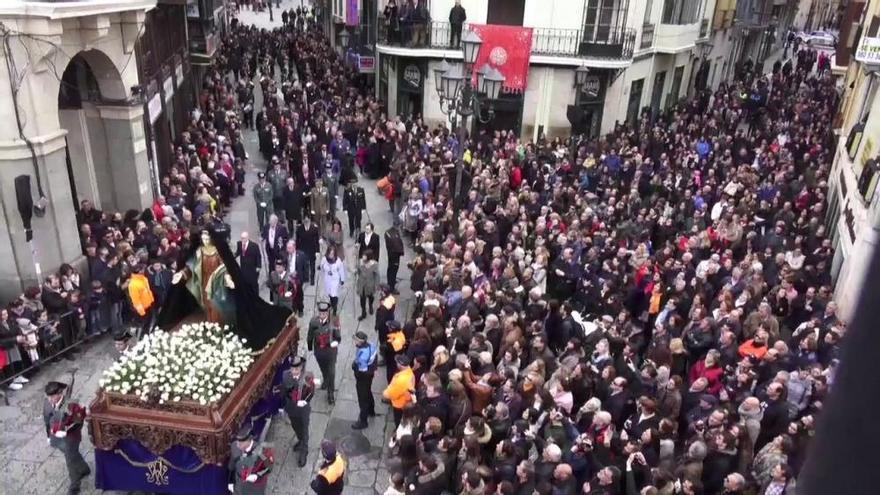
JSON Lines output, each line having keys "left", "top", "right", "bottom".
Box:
{"left": 377, "top": 19, "right": 636, "bottom": 61}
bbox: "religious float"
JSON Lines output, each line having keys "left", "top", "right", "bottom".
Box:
{"left": 88, "top": 225, "right": 296, "bottom": 493}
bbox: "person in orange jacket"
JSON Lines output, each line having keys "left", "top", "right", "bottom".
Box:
{"left": 127, "top": 264, "right": 155, "bottom": 338}
{"left": 383, "top": 354, "right": 415, "bottom": 426}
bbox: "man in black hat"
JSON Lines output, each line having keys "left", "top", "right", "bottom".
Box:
{"left": 308, "top": 302, "right": 341, "bottom": 404}
{"left": 311, "top": 439, "right": 345, "bottom": 495}
{"left": 43, "top": 380, "right": 90, "bottom": 494}
{"left": 278, "top": 356, "right": 315, "bottom": 467}
{"left": 227, "top": 422, "right": 274, "bottom": 494}
{"left": 253, "top": 172, "right": 274, "bottom": 231}
{"left": 351, "top": 331, "right": 378, "bottom": 429}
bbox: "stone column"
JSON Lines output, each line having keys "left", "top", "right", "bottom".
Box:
{"left": 0, "top": 131, "right": 84, "bottom": 300}
{"left": 97, "top": 104, "right": 154, "bottom": 212}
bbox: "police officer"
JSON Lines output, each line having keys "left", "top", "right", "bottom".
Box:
{"left": 308, "top": 302, "right": 341, "bottom": 404}
{"left": 278, "top": 356, "right": 314, "bottom": 467}
{"left": 253, "top": 172, "right": 274, "bottom": 231}
{"left": 227, "top": 422, "right": 274, "bottom": 495}
{"left": 43, "top": 380, "right": 90, "bottom": 495}
{"left": 350, "top": 331, "right": 378, "bottom": 430}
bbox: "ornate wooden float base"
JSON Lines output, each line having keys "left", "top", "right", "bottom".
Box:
{"left": 88, "top": 321, "right": 299, "bottom": 465}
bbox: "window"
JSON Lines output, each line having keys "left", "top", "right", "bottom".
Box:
{"left": 583, "top": 0, "right": 630, "bottom": 43}
{"left": 668, "top": 65, "right": 684, "bottom": 108}
{"left": 651, "top": 70, "right": 666, "bottom": 115}
{"left": 627, "top": 78, "right": 644, "bottom": 125}
{"left": 662, "top": 0, "right": 702, "bottom": 24}
{"left": 487, "top": 0, "right": 526, "bottom": 26}
{"left": 644, "top": 0, "right": 653, "bottom": 23}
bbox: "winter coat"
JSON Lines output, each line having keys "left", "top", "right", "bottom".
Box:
{"left": 356, "top": 260, "right": 379, "bottom": 296}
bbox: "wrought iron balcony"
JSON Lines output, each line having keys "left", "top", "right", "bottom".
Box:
{"left": 377, "top": 20, "right": 636, "bottom": 61}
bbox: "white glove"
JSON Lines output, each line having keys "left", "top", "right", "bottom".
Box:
{"left": 54, "top": 430, "right": 67, "bottom": 439}
{"left": 228, "top": 483, "right": 234, "bottom": 492}
{"left": 284, "top": 291, "right": 292, "bottom": 297}
{"left": 246, "top": 474, "right": 258, "bottom": 483}
{"left": 297, "top": 400, "right": 307, "bottom": 407}
{"left": 47, "top": 438, "right": 51, "bottom": 445}
{"left": 260, "top": 202, "right": 267, "bottom": 208}
{"left": 330, "top": 341, "right": 338, "bottom": 348}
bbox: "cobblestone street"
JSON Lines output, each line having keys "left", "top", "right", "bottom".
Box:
{"left": 0, "top": 2, "right": 410, "bottom": 493}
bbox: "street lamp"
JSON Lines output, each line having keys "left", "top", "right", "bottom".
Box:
{"left": 338, "top": 28, "right": 350, "bottom": 49}
{"left": 460, "top": 30, "right": 483, "bottom": 64}
{"left": 574, "top": 64, "right": 590, "bottom": 88}
{"left": 434, "top": 59, "right": 452, "bottom": 94}
{"left": 433, "top": 29, "right": 505, "bottom": 211}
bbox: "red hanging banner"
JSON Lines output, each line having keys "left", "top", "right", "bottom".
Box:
{"left": 468, "top": 24, "right": 533, "bottom": 92}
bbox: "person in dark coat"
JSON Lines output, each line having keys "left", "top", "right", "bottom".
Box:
{"left": 282, "top": 177, "right": 306, "bottom": 233}
{"left": 357, "top": 223, "right": 381, "bottom": 262}
{"left": 756, "top": 381, "right": 790, "bottom": 451}
{"left": 235, "top": 231, "right": 263, "bottom": 291}
{"left": 262, "top": 214, "right": 289, "bottom": 274}
{"left": 342, "top": 183, "right": 367, "bottom": 237}
{"left": 296, "top": 216, "right": 320, "bottom": 285}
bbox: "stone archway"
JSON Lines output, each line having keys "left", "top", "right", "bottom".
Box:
{"left": 0, "top": 3, "right": 152, "bottom": 301}
{"left": 58, "top": 49, "right": 152, "bottom": 214}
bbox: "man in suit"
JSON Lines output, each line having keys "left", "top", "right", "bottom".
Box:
{"left": 282, "top": 177, "right": 306, "bottom": 234}
{"left": 284, "top": 240, "right": 309, "bottom": 289}
{"left": 357, "top": 223, "right": 380, "bottom": 262}
{"left": 262, "top": 214, "right": 289, "bottom": 272}
{"left": 296, "top": 215, "right": 320, "bottom": 285}
{"left": 235, "top": 231, "right": 262, "bottom": 291}
{"left": 342, "top": 183, "right": 367, "bottom": 237}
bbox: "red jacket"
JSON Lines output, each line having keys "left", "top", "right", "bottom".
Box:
{"left": 689, "top": 360, "right": 724, "bottom": 396}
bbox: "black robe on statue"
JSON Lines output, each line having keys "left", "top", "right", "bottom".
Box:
{"left": 155, "top": 223, "right": 291, "bottom": 351}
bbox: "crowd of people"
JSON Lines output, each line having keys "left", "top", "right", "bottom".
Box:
{"left": 0, "top": 19, "right": 264, "bottom": 392}
{"left": 222, "top": 9, "right": 845, "bottom": 495}
{"left": 8, "top": 3, "right": 850, "bottom": 495}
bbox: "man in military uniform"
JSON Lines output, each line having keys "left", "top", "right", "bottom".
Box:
{"left": 227, "top": 422, "right": 274, "bottom": 495}
{"left": 350, "top": 331, "right": 378, "bottom": 430}
{"left": 266, "top": 157, "right": 288, "bottom": 217}
{"left": 308, "top": 301, "right": 341, "bottom": 404}
{"left": 253, "top": 172, "right": 274, "bottom": 231}
{"left": 43, "top": 380, "right": 90, "bottom": 495}
{"left": 278, "top": 356, "right": 314, "bottom": 467}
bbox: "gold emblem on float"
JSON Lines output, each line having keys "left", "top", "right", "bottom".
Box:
{"left": 146, "top": 458, "right": 170, "bottom": 485}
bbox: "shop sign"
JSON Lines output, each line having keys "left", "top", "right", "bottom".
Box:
{"left": 358, "top": 56, "right": 375, "bottom": 73}
{"left": 148, "top": 92, "right": 162, "bottom": 124}
{"left": 855, "top": 37, "right": 880, "bottom": 65}
{"left": 163, "top": 76, "right": 174, "bottom": 102}
{"left": 581, "top": 75, "right": 601, "bottom": 99}
{"left": 186, "top": 0, "right": 200, "bottom": 18}
{"left": 403, "top": 64, "right": 421, "bottom": 89}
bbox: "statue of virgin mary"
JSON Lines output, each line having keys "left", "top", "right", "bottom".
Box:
{"left": 155, "top": 223, "right": 291, "bottom": 350}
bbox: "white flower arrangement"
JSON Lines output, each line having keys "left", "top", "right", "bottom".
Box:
{"left": 99, "top": 322, "right": 254, "bottom": 406}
